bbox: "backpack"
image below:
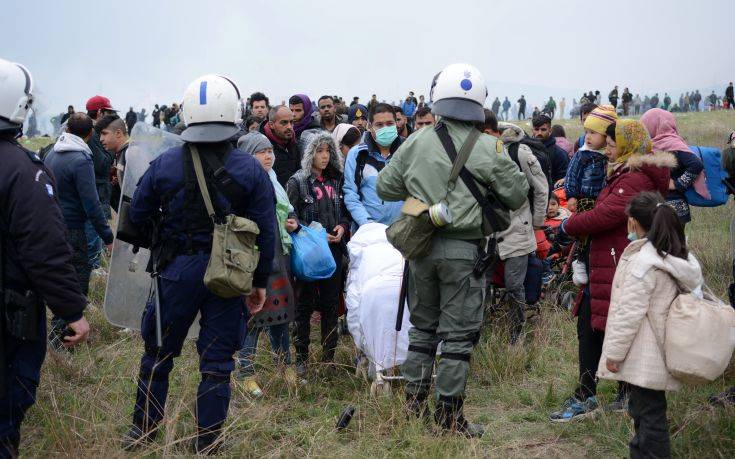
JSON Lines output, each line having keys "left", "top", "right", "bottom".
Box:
{"left": 508, "top": 137, "right": 552, "bottom": 213}
{"left": 684, "top": 146, "right": 729, "bottom": 207}
{"left": 353, "top": 146, "right": 384, "bottom": 199}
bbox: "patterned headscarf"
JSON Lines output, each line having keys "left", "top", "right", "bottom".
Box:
{"left": 611, "top": 119, "right": 652, "bottom": 172}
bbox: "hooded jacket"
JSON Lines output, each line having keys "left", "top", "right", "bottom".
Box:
{"left": 260, "top": 120, "right": 302, "bottom": 186}
{"left": 598, "top": 239, "right": 703, "bottom": 391}
{"left": 44, "top": 133, "right": 114, "bottom": 244}
{"left": 496, "top": 122, "right": 549, "bottom": 260}
{"left": 377, "top": 119, "right": 529, "bottom": 240}
{"left": 343, "top": 132, "right": 404, "bottom": 227}
{"left": 563, "top": 152, "right": 676, "bottom": 331}
{"left": 286, "top": 132, "right": 349, "bottom": 232}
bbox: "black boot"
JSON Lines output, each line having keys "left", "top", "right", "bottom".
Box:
{"left": 121, "top": 423, "right": 158, "bottom": 451}
{"left": 0, "top": 436, "right": 19, "bottom": 458}
{"left": 405, "top": 392, "right": 430, "bottom": 420}
{"left": 434, "top": 396, "right": 484, "bottom": 438}
{"left": 509, "top": 299, "right": 527, "bottom": 345}
{"left": 193, "top": 425, "right": 224, "bottom": 455}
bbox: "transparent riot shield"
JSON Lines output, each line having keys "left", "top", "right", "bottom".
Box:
{"left": 103, "top": 123, "right": 199, "bottom": 337}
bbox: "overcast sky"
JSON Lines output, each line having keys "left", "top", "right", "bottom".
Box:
{"left": 2, "top": 0, "right": 733, "bottom": 121}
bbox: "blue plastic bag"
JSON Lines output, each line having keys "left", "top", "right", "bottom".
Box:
{"left": 290, "top": 224, "right": 336, "bottom": 281}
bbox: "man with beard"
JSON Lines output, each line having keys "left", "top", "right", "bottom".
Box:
{"left": 260, "top": 105, "right": 302, "bottom": 186}
{"left": 394, "top": 106, "right": 413, "bottom": 138}
{"left": 317, "top": 95, "right": 343, "bottom": 133}
{"left": 413, "top": 106, "right": 436, "bottom": 131}
{"left": 289, "top": 94, "right": 319, "bottom": 141}
{"left": 532, "top": 113, "right": 569, "bottom": 184}
{"left": 250, "top": 92, "right": 269, "bottom": 121}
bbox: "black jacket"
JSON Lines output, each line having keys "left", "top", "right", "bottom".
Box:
{"left": 0, "top": 136, "right": 87, "bottom": 322}
{"left": 259, "top": 121, "right": 302, "bottom": 186}
{"left": 125, "top": 111, "right": 138, "bottom": 132}
{"left": 86, "top": 132, "right": 113, "bottom": 218}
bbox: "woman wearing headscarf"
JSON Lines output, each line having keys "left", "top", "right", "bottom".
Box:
{"left": 235, "top": 132, "right": 297, "bottom": 396}
{"left": 331, "top": 123, "right": 361, "bottom": 158}
{"left": 640, "top": 108, "right": 705, "bottom": 225}
{"left": 549, "top": 119, "right": 676, "bottom": 422}
{"left": 286, "top": 133, "right": 349, "bottom": 378}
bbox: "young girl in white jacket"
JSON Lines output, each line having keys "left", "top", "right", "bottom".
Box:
{"left": 598, "top": 191, "right": 703, "bottom": 458}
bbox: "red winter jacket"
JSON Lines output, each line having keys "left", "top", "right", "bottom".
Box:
{"left": 563, "top": 152, "right": 675, "bottom": 331}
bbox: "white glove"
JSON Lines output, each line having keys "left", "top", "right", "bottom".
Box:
{"left": 572, "top": 260, "right": 589, "bottom": 287}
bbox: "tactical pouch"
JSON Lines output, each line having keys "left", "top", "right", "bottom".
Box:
{"left": 4, "top": 290, "right": 41, "bottom": 341}
{"left": 190, "top": 146, "right": 261, "bottom": 298}
{"left": 386, "top": 197, "right": 435, "bottom": 260}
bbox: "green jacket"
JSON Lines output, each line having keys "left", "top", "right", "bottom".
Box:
{"left": 376, "top": 119, "right": 529, "bottom": 240}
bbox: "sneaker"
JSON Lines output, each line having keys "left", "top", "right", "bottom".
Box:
{"left": 709, "top": 386, "right": 735, "bottom": 406}
{"left": 606, "top": 391, "right": 629, "bottom": 413}
{"left": 542, "top": 271, "right": 555, "bottom": 285}
{"left": 240, "top": 376, "right": 263, "bottom": 398}
{"left": 549, "top": 396, "right": 598, "bottom": 423}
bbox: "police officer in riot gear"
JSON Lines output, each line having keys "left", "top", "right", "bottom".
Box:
{"left": 0, "top": 58, "right": 91, "bottom": 457}
{"left": 377, "top": 63, "right": 528, "bottom": 437}
{"left": 121, "top": 74, "right": 276, "bottom": 454}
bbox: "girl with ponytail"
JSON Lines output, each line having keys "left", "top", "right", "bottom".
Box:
{"left": 599, "top": 191, "right": 703, "bottom": 458}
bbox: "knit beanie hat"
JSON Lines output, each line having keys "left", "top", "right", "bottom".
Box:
{"left": 583, "top": 104, "right": 618, "bottom": 135}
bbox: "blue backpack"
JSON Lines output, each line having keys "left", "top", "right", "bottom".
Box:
{"left": 684, "top": 146, "right": 729, "bottom": 207}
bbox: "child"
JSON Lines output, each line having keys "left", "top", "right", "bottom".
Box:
{"left": 564, "top": 105, "right": 618, "bottom": 283}
{"left": 598, "top": 191, "right": 702, "bottom": 458}
{"left": 545, "top": 193, "right": 571, "bottom": 228}
{"left": 540, "top": 194, "right": 571, "bottom": 283}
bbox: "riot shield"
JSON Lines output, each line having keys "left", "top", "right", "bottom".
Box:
{"left": 103, "top": 123, "right": 199, "bottom": 337}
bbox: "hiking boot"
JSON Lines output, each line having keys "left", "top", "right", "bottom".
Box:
{"left": 434, "top": 397, "right": 484, "bottom": 438}
{"left": 405, "top": 392, "right": 430, "bottom": 420}
{"left": 549, "top": 395, "right": 598, "bottom": 422}
{"left": 709, "top": 386, "right": 735, "bottom": 407}
{"left": 606, "top": 391, "right": 629, "bottom": 413}
{"left": 121, "top": 424, "right": 157, "bottom": 451}
{"left": 240, "top": 376, "right": 263, "bottom": 398}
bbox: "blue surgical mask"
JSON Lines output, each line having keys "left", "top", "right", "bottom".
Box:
{"left": 375, "top": 125, "right": 398, "bottom": 147}
{"left": 627, "top": 232, "right": 639, "bottom": 242}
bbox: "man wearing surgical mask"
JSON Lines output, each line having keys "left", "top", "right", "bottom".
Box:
{"left": 343, "top": 103, "right": 404, "bottom": 229}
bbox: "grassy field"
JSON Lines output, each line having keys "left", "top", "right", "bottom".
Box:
{"left": 17, "top": 110, "right": 735, "bottom": 457}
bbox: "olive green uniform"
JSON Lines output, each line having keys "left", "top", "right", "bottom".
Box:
{"left": 376, "top": 119, "right": 528, "bottom": 402}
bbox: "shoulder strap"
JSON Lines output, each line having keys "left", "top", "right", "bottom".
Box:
{"left": 435, "top": 123, "right": 506, "bottom": 232}
{"left": 448, "top": 127, "right": 481, "bottom": 185}
{"left": 189, "top": 145, "right": 216, "bottom": 222}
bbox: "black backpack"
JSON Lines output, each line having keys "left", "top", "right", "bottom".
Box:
{"left": 507, "top": 137, "right": 551, "bottom": 214}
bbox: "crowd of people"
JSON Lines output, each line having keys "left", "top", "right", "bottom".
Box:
{"left": 2, "top": 55, "right": 735, "bottom": 456}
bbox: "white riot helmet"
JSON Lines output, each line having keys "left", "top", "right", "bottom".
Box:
{"left": 429, "top": 63, "right": 487, "bottom": 123}
{"left": 0, "top": 58, "right": 34, "bottom": 132}
{"left": 181, "top": 74, "right": 243, "bottom": 143}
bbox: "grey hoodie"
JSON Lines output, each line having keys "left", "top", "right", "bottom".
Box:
{"left": 495, "top": 122, "right": 549, "bottom": 260}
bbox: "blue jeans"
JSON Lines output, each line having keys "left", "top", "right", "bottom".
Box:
{"left": 237, "top": 323, "right": 291, "bottom": 377}
{"left": 84, "top": 221, "right": 103, "bottom": 270}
